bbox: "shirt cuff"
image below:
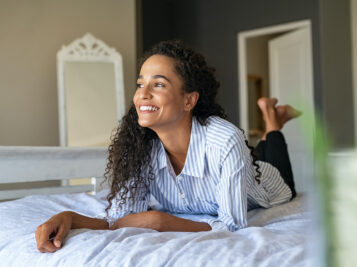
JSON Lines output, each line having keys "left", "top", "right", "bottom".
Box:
{"left": 199, "top": 218, "right": 229, "bottom": 231}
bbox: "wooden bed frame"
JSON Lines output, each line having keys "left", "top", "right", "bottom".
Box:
{"left": 0, "top": 146, "right": 108, "bottom": 200}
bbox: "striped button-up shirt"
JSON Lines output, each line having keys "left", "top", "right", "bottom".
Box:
{"left": 107, "top": 116, "right": 292, "bottom": 231}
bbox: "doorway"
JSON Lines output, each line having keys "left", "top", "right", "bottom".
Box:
{"left": 238, "top": 20, "right": 315, "bottom": 193}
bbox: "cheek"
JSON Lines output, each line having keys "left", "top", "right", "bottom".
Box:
{"left": 161, "top": 92, "right": 179, "bottom": 104}
{"left": 133, "top": 91, "right": 139, "bottom": 104}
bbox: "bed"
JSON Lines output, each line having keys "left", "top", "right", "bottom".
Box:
{"left": 0, "top": 146, "right": 316, "bottom": 267}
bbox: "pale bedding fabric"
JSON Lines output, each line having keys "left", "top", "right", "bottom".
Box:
{"left": 0, "top": 190, "right": 312, "bottom": 267}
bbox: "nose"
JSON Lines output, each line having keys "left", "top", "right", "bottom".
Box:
{"left": 137, "top": 85, "right": 152, "bottom": 100}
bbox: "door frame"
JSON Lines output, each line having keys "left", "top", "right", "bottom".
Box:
{"left": 237, "top": 20, "right": 313, "bottom": 133}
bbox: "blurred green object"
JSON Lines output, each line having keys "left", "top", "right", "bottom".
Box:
{"left": 312, "top": 112, "right": 334, "bottom": 267}
{"left": 291, "top": 99, "right": 331, "bottom": 266}
{"left": 328, "top": 151, "right": 357, "bottom": 267}
{"left": 301, "top": 104, "right": 356, "bottom": 267}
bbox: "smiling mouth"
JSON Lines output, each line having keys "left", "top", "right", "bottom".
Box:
{"left": 139, "top": 105, "right": 159, "bottom": 112}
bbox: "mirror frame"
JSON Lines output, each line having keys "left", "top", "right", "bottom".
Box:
{"left": 56, "top": 33, "right": 125, "bottom": 146}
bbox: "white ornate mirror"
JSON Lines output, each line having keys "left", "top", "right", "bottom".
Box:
{"left": 57, "top": 33, "right": 125, "bottom": 147}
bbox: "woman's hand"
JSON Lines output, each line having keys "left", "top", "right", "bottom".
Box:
{"left": 36, "top": 211, "right": 157, "bottom": 252}
{"left": 35, "top": 211, "right": 73, "bottom": 253}
{"left": 36, "top": 211, "right": 108, "bottom": 253}
{"left": 110, "top": 210, "right": 211, "bottom": 232}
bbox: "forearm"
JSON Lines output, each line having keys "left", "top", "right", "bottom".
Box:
{"left": 110, "top": 210, "right": 211, "bottom": 232}
{"left": 64, "top": 211, "right": 109, "bottom": 230}
{"left": 158, "top": 214, "right": 211, "bottom": 232}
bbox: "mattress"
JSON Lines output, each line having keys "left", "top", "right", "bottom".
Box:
{"left": 0, "top": 190, "right": 312, "bottom": 267}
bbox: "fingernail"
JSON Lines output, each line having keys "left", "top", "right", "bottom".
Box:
{"left": 54, "top": 240, "right": 61, "bottom": 247}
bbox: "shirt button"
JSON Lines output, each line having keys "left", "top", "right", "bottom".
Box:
{"left": 180, "top": 193, "right": 186, "bottom": 199}
{"left": 177, "top": 175, "right": 183, "bottom": 181}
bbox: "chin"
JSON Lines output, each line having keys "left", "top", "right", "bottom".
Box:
{"left": 138, "top": 118, "right": 153, "bottom": 128}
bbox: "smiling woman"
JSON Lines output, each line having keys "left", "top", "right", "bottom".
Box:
{"left": 133, "top": 55, "right": 197, "bottom": 133}
{"left": 35, "top": 40, "right": 300, "bottom": 253}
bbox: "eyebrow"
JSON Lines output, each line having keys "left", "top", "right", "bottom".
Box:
{"left": 137, "top": 74, "right": 171, "bottom": 83}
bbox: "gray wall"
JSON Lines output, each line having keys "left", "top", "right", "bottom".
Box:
{"left": 352, "top": 0, "right": 357, "bottom": 146}
{"left": 0, "top": 0, "right": 137, "bottom": 146}
{"left": 319, "top": 0, "right": 354, "bottom": 148}
{"left": 142, "top": 0, "right": 355, "bottom": 149}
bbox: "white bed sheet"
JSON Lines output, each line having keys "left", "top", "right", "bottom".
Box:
{"left": 0, "top": 190, "right": 312, "bottom": 267}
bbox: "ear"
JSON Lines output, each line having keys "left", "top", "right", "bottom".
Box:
{"left": 184, "top": 91, "right": 199, "bottom": 112}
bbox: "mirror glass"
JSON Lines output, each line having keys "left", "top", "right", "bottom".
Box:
{"left": 64, "top": 61, "right": 117, "bottom": 147}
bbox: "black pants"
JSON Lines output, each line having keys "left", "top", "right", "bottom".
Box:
{"left": 254, "top": 131, "right": 297, "bottom": 199}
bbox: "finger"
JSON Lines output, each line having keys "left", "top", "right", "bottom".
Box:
{"left": 37, "top": 225, "right": 59, "bottom": 253}
{"left": 37, "top": 231, "right": 59, "bottom": 252}
{"left": 53, "top": 224, "right": 69, "bottom": 248}
{"left": 39, "top": 240, "right": 59, "bottom": 253}
{"left": 109, "top": 216, "right": 130, "bottom": 230}
{"left": 109, "top": 222, "right": 117, "bottom": 230}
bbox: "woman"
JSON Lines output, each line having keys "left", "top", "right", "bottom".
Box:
{"left": 36, "top": 40, "right": 300, "bottom": 253}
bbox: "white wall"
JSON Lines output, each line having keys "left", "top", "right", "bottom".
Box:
{"left": 0, "top": 0, "right": 137, "bottom": 146}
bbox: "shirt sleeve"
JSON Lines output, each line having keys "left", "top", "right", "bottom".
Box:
{"left": 105, "top": 182, "right": 150, "bottom": 227}
{"left": 247, "top": 161, "right": 292, "bottom": 209}
{"left": 205, "top": 136, "right": 250, "bottom": 232}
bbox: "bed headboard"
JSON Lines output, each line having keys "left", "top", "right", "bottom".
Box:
{"left": 0, "top": 146, "right": 108, "bottom": 200}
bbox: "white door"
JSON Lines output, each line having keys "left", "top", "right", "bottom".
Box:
{"left": 269, "top": 27, "right": 315, "bottom": 193}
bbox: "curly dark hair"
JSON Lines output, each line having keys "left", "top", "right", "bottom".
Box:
{"left": 104, "top": 40, "right": 261, "bottom": 214}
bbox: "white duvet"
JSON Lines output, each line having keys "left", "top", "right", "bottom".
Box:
{"left": 0, "top": 190, "right": 312, "bottom": 267}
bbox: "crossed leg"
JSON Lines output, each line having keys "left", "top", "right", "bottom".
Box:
{"left": 257, "top": 97, "right": 302, "bottom": 140}
{"left": 254, "top": 97, "right": 301, "bottom": 199}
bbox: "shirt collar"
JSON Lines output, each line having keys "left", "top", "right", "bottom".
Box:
{"left": 157, "top": 116, "right": 206, "bottom": 178}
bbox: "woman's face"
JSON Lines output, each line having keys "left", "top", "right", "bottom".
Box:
{"left": 133, "top": 55, "right": 196, "bottom": 131}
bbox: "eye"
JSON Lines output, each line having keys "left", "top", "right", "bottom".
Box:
{"left": 154, "top": 82, "right": 165, "bottom": 88}
{"left": 136, "top": 83, "right": 144, "bottom": 89}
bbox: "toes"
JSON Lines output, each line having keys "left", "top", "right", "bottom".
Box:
{"left": 286, "top": 105, "right": 302, "bottom": 118}
{"left": 276, "top": 105, "right": 302, "bottom": 121}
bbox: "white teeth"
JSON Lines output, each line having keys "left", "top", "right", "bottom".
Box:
{"left": 140, "top": 106, "right": 158, "bottom": 111}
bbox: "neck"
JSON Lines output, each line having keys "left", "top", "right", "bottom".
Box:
{"left": 154, "top": 115, "right": 193, "bottom": 174}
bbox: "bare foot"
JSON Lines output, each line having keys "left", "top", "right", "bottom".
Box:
{"left": 276, "top": 105, "right": 302, "bottom": 128}
{"left": 257, "top": 97, "right": 302, "bottom": 140}
{"left": 257, "top": 97, "right": 278, "bottom": 114}
{"left": 257, "top": 97, "right": 280, "bottom": 140}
